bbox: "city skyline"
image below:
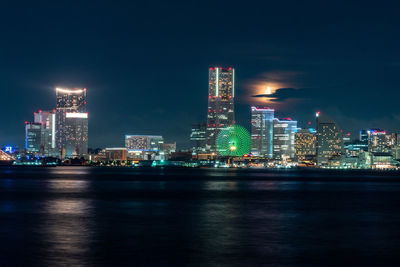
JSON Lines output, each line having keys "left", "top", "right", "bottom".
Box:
{"left": 6, "top": 68, "right": 400, "bottom": 151}
{"left": 2, "top": 2, "right": 400, "bottom": 149}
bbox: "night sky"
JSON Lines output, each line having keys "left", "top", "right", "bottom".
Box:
{"left": 1, "top": 1, "right": 400, "bottom": 149}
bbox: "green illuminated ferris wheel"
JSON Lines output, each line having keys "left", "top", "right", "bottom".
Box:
{"left": 216, "top": 125, "right": 252, "bottom": 157}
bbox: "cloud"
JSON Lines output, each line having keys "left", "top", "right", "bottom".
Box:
{"left": 252, "top": 87, "right": 319, "bottom": 102}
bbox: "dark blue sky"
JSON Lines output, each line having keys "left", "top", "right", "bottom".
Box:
{"left": 1, "top": 1, "right": 400, "bottom": 149}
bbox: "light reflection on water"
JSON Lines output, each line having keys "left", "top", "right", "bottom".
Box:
{"left": 0, "top": 167, "right": 400, "bottom": 265}
{"left": 48, "top": 166, "right": 92, "bottom": 175}
{"left": 46, "top": 179, "right": 90, "bottom": 193}
{"left": 39, "top": 178, "right": 94, "bottom": 266}
{"left": 204, "top": 181, "right": 239, "bottom": 191}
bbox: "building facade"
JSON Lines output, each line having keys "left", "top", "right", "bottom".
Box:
{"left": 34, "top": 110, "right": 57, "bottom": 157}
{"left": 125, "top": 135, "right": 164, "bottom": 151}
{"left": 25, "top": 122, "right": 42, "bottom": 155}
{"left": 272, "top": 118, "right": 297, "bottom": 160}
{"left": 295, "top": 128, "right": 316, "bottom": 162}
{"left": 360, "top": 130, "right": 368, "bottom": 143}
{"left": 190, "top": 123, "right": 207, "bottom": 153}
{"left": 56, "top": 88, "right": 88, "bottom": 159}
{"left": 206, "top": 67, "right": 235, "bottom": 151}
{"left": 125, "top": 135, "right": 164, "bottom": 160}
{"left": 96, "top": 148, "right": 127, "bottom": 162}
{"left": 250, "top": 106, "right": 274, "bottom": 157}
{"left": 367, "top": 129, "right": 394, "bottom": 153}
{"left": 316, "top": 112, "right": 343, "bottom": 166}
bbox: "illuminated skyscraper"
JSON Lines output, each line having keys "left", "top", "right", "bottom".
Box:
{"left": 272, "top": 118, "right": 297, "bottom": 159}
{"left": 295, "top": 128, "right": 316, "bottom": 163}
{"left": 367, "top": 129, "right": 394, "bottom": 153}
{"left": 25, "top": 122, "right": 42, "bottom": 155}
{"left": 316, "top": 112, "right": 343, "bottom": 166}
{"left": 360, "top": 129, "right": 368, "bottom": 143}
{"left": 56, "top": 88, "right": 88, "bottom": 159}
{"left": 250, "top": 106, "right": 274, "bottom": 157}
{"left": 34, "top": 110, "right": 57, "bottom": 157}
{"left": 206, "top": 67, "right": 235, "bottom": 151}
{"left": 190, "top": 123, "right": 207, "bottom": 153}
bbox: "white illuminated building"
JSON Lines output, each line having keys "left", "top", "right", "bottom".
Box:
{"left": 34, "top": 110, "right": 58, "bottom": 157}
{"left": 206, "top": 67, "right": 235, "bottom": 151}
{"left": 56, "top": 88, "right": 88, "bottom": 159}
{"left": 272, "top": 118, "right": 297, "bottom": 160}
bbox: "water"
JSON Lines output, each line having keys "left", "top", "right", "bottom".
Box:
{"left": 0, "top": 167, "right": 400, "bottom": 266}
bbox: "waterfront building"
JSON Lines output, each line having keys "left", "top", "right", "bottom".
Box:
{"left": 316, "top": 112, "right": 343, "bottom": 166}
{"left": 160, "top": 142, "right": 177, "bottom": 157}
{"left": 206, "top": 67, "right": 235, "bottom": 151}
{"left": 190, "top": 123, "right": 207, "bottom": 153}
{"left": 34, "top": 110, "right": 57, "bottom": 157}
{"left": 392, "top": 134, "right": 400, "bottom": 160}
{"left": 25, "top": 122, "right": 42, "bottom": 155}
{"left": 344, "top": 141, "right": 368, "bottom": 157}
{"left": 295, "top": 128, "right": 316, "bottom": 163}
{"left": 357, "top": 151, "right": 372, "bottom": 169}
{"left": 367, "top": 129, "right": 394, "bottom": 153}
{"left": 372, "top": 152, "right": 397, "bottom": 169}
{"left": 250, "top": 106, "right": 274, "bottom": 157}
{"left": 367, "top": 129, "right": 386, "bottom": 152}
{"left": 125, "top": 135, "right": 164, "bottom": 151}
{"left": 392, "top": 148, "right": 400, "bottom": 160}
{"left": 96, "top": 148, "right": 127, "bottom": 162}
{"left": 56, "top": 88, "right": 88, "bottom": 159}
{"left": 272, "top": 118, "right": 297, "bottom": 160}
{"left": 0, "top": 150, "right": 15, "bottom": 162}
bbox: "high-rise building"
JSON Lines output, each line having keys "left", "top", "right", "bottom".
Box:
{"left": 360, "top": 130, "right": 368, "bottom": 143}
{"left": 367, "top": 129, "right": 392, "bottom": 153}
{"left": 272, "top": 118, "right": 297, "bottom": 159}
{"left": 342, "top": 132, "right": 352, "bottom": 145}
{"left": 56, "top": 88, "right": 88, "bottom": 159}
{"left": 34, "top": 110, "right": 57, "bottom": 157}
{"left": 125, "top": 135, "right": 164, "bottom": 160}
{"left": 190, "top": 123, "right": 207, "bottom": 153}
{"left": 25, "top": 122, "right": 42, "bottom": 155}
{"left": 206, "top": 67, "right": 235, "bottom": 151}
{"left": 250, "top": 106, "right": 274, "bottom": 157}
{"left": 316, "top": 112, "right": 343, "bottom": 166}
{"left": 295, "top": 128, "right": 316, "bottom": 162}
{"left": 125, "top": 135, "right": 164, "bottom": 151}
